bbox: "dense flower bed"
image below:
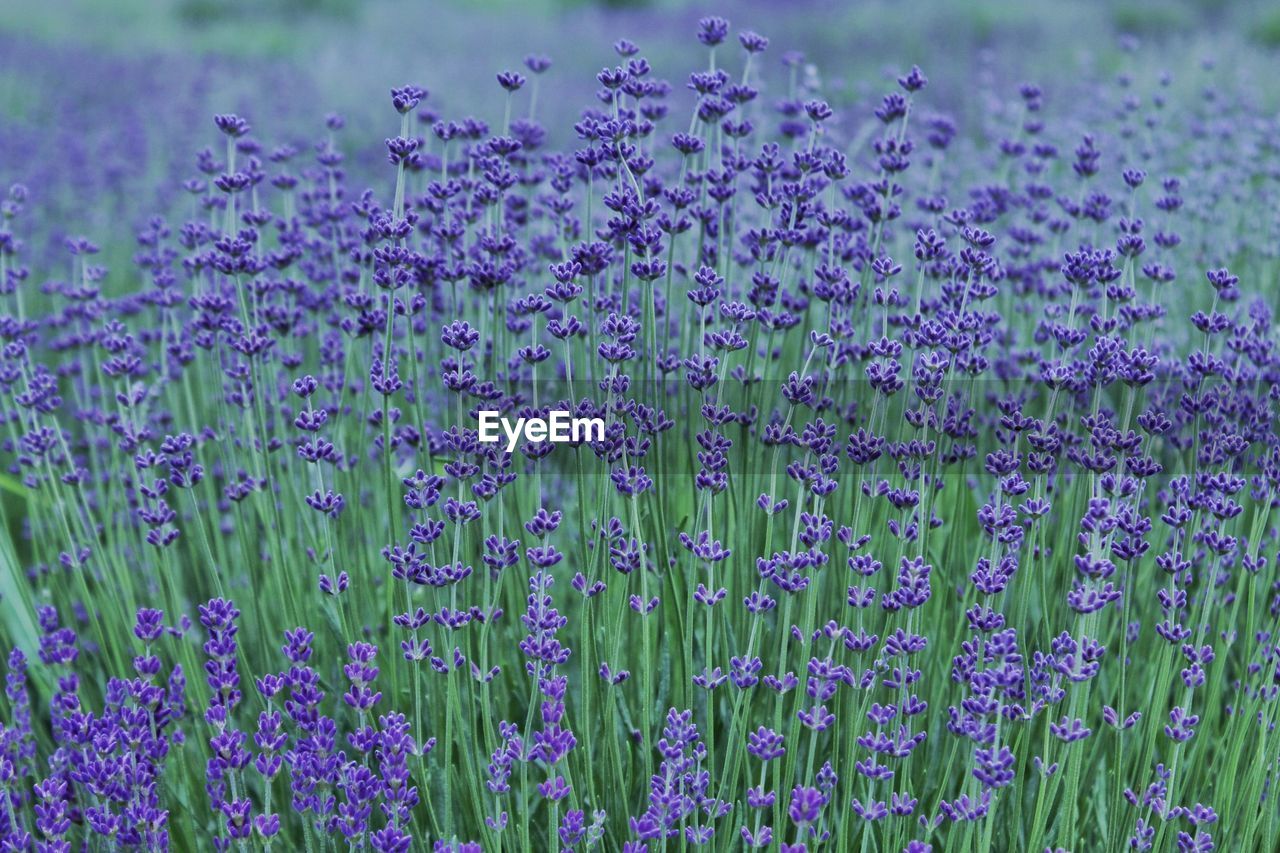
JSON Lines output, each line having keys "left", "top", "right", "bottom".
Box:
{"left": 1, "top": 14, "right": 1279, "bottom": 852}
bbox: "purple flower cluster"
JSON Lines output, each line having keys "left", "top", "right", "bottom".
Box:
{"left": 2, "top": 12, "right": 1280, "bottom": 853}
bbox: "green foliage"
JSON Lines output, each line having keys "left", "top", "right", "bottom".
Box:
{"left": 1109, "top": 2, "right": 1194, "bottom": 36}
{"left": 176, "top": 0, "right": 359, "bottom": 25}
{"left": 1250, "top": 8, "right": 1280, "bottom": 47}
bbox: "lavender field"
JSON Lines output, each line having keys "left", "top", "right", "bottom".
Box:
{"left": 3, "top": 0, "right": 1280, "bottom": 850}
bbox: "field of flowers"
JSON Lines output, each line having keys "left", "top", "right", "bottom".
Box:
{"left": 3, "top": 2, "right": 1280, "bottom": 851}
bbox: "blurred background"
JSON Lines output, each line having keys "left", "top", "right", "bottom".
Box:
{"left": 2, "top": 0, "right": 1278, "bottom": 251}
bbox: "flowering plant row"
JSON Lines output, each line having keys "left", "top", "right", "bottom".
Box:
{"left": 0, "top": 15, "right": 1278, "bottom": 853}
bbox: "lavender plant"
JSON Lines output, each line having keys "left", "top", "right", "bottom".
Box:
{"left": 2, "top": 13, "right": 1280, "bottom": 853}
